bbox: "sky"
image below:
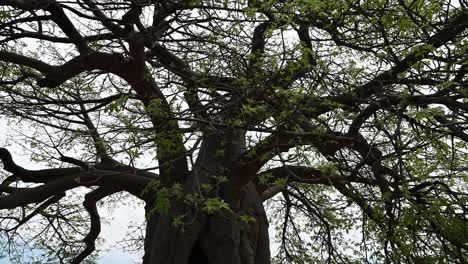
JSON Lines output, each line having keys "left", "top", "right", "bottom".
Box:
{"left": 0, "top": 119, "right": 143, "bottom": 263}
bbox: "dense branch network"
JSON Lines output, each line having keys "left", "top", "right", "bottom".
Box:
{"left": 0, "top": 0, "right": 467, "bottom": 263}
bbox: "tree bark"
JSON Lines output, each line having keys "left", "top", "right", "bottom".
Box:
{"left": 142, "top": 181, "right": 270, "bottom": 264}
{"left": 142, "top": 131, "right": 271, "bottom": 264}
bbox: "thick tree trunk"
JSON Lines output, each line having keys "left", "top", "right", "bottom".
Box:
{"left": 142, "top": 182, "right": 270, "bottom": 264}
{"left": 142, "top": 131, "right": 271, "bottom": 264}
{"left": 198, "top": 183, "right": 270, "bottom": 264}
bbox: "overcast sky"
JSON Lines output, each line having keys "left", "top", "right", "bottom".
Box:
{"left": 0, "top": 119, "right": 144, "bottom": 263}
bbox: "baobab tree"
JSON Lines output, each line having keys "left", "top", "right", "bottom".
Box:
{"left": 0, "top": 0, "right": 467, "bottom": 263}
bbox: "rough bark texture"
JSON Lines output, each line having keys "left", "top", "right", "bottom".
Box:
{"left": 142, "top": 131, "right": 271, "bottom": 264}
{"left": 143, "top": 182, "right": 270, "bottom": 264}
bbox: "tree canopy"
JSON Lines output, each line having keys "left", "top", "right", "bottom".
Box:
{"left": 0, "top": 0, "right": 467, "bottom": 263}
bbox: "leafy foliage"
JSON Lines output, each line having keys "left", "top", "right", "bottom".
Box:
{"left": 0, "top": 0, "right": 467, "bottom": 263}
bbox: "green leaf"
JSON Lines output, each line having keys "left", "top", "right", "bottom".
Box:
{"left": 239, "top": 214, "right": 257, "bottom": 224}
{"left": 155, "top": 188, "right": 171, "bottom": 215}
{"left": 202, "top": 198, "right": 231, "bottom": 214}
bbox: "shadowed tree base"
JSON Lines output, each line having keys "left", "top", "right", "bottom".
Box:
{"left": 143, "top": 182, "right": 271, "bottom": 264}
